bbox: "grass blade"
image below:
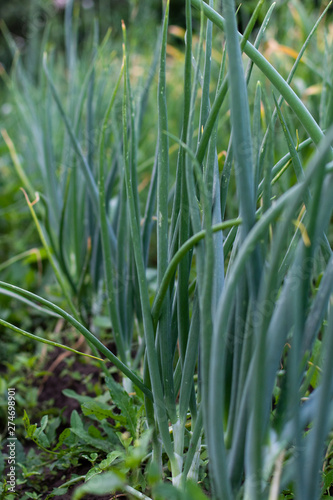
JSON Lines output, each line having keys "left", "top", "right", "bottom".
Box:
{"left": 175, "top": 0, "right": 193, "bottom": 367}
{"left": 221, "top": 0, "right": 255, "bottom": 234}
{"left": 98, "top": 59, "right": 126, "bottom": 362}
{"left": 304, "top": 303, "right": 333, "bottom": 500}
{"left": 303, "top": 253, "right": 333, "bottom": 353}
{"left": 191, "top": 0, "right": 326, "bottom": 148}
{"left": 152, "top": 217, "right": 241, "bottom": 326}
{"left": 0, "top": 318, "right": 103, "bottom": 362}
{"left": 21, "top": 189, "right": 80, "bottom": 321}
{"left": 43, "top": 54, "right": 117, "bottom": 253}
{"left": 157, "top": 0, "right": 176, "bottom": 422}
{"left": 121, "top": 24, "right": 178, "bottom": 477}
{"left": 0, "top": 281, "right": 152, "bottom": 399}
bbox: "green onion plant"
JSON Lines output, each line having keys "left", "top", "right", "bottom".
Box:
{"left": 1, "top": 0, "right": 333, "bottom": 498}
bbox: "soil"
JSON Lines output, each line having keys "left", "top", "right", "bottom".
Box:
{"left": 15, "top": 342, "right": 129, "bottom": 499}
{"left": 37, "top": 345, "right": 105, "bottom": 421}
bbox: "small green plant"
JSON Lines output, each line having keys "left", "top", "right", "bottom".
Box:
{"left": 1, "top": 0, "right": 333, "bottom": 498}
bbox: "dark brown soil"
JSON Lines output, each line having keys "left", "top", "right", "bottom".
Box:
{"left": 37, "top": 345, "right": 105, "bottom": 420}
{"left": 16, "top": 341, "right": 129, "bottom": 499}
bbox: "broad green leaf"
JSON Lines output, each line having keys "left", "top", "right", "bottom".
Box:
{"left": 63, "top": 389, "right": 103, "bottom": 405}
{"left": 49, "top": 487, "right": 68, "bottom": 497}
{"left": 185, "top": 481, "right": 210, "bottom": 500}
{"left": 105, "top": 377, "right": 137, "bottom": 437}
{"left": 40, "top": 415, "right": 48, "bottom": 432}
{"left": 53, "top": 428, "right": 71, "bottom": 451}
{"left": 70, "top": 410, "right": 111, "bottom": 453}
{"left": 323, "top": 469, "right": 333, "bottom": 493}
{"left": 81, "top": 401, "right": 115, "bottom": 421}
{"left": 33, "top": 427, "right": 50, "bottom": 449}
{"left": 85, "top": 450, "right": 123, "bottom": 481}
{"left": 153, "top": 482, "right": 183, "bottom": 500}
{"left": 72, "top": 472, "right": 123, "bottom": 500}
{"left": 100, "top": 450, "right": 123, "bottom": 470}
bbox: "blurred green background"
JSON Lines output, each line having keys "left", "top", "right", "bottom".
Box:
{"left": 1, "top": 0, "right": 331, "bottom": 75}
{"left": 0, "top": 0, "right": 189, "bottom": 74}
